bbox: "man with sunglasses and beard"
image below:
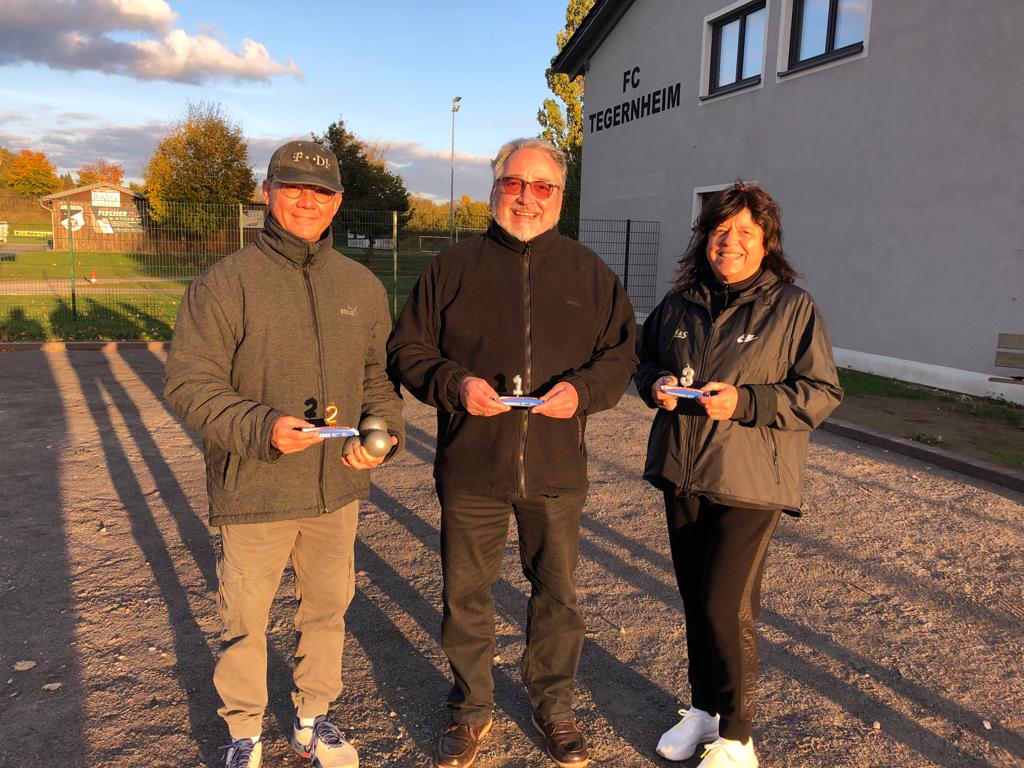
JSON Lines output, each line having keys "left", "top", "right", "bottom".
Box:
{"left": 388, "top": 138, "right": 636, "bottom": 768}
{"left": 166, "top": 140, "right": 402, "bottom": 768}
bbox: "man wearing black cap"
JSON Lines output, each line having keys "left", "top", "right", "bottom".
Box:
{"left": 166, "top": 140, "right": 403, "bottom": 768}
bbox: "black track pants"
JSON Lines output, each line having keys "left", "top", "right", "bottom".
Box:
{"left": 664, "top": 492, "right": 781, "bottom": 742}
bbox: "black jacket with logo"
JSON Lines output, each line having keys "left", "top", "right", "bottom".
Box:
{"left": 635, "top": 270, "right": 842, "bottom": 514}
{"left": 387, "top": 222, "right": 637, "bottom": 497}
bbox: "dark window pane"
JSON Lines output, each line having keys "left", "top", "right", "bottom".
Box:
{"left": 798, "top": 0, "right": 829, "bottom": 60}
{"left": 718, "top": 18, "right": 740, "bottom": 86}
{"left": 742, "top": 7, "right": 766, "bottom": 79}
{"left": 835, "top": 0, "right": 866, "bottom": 48}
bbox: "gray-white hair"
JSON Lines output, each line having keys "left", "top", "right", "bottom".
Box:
{"left": 490, "top": 138, "right": 568, "bottom": 187}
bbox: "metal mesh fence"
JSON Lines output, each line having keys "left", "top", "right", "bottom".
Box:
{"left": 0, "top": 194, "right": 659, "bottom": 340}
{"left": 578, "top": 218, "right": 661, "bottom": 321}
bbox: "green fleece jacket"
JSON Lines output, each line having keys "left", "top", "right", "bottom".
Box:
{"left": 164, "top": 214, "right": 403, "bottom": 526}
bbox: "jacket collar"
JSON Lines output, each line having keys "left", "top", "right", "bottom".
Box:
{"left": 485, "top": 219, "right": 561, "bottom": 255}
{"left": 255, "top": 212, "right": 335, "bottom": 267}
{"left": 683, "top": 268, "right": 778, "bottom": 309}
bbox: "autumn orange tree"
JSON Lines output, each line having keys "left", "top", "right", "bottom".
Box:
{"left": 7, "top": 149, "right": 61, "bottom": 198}
{"left": 76, "top": 159, "right": 124, "bottom": 187}
{"left": 453, "top": 195, "right": 491, "bottom": 230}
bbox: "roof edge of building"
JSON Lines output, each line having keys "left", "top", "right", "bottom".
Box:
{"left": 552, "top": 0, "right": 638, "bottom": 80}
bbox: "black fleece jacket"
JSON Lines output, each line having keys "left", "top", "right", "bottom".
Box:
{"left": 387, "top": 222, "right": 637, "bottom": 497}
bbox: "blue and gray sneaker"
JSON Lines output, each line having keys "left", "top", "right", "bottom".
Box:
{"left": 220, "top": 737, "right": 262, "bottom": 768}
{"left": 290, "top": 715, "right": 359, "bottom": 768}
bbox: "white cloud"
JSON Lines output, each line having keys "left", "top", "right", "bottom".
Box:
{"left": 1, "top": 114, "right": 495, "bottom": 202}
{"left": 377, "top": 141, "right": 494, "bottom": 202}
{"left": 0, "top": 0, "right": 302, "bottom": 85}
{"left": 0, "top": 117, "right": 168, "bottom": 179}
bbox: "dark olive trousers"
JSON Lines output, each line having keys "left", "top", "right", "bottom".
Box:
{"left": 664, "top": 492, "right": 782, "bottom": 742}
{"left": 437, "top": 487, "right": 587, "bottom": 724}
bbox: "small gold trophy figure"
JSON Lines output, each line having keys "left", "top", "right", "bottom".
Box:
{"left": 324, "top": 402, "right": 339, "bottom": 427}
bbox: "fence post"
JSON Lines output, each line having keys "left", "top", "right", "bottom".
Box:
{"left": 622, "top": 218, "right": 631, "bottom": 292}
{"left": 238, "top": 203, "right": 244, "bottom": 249}
{"left": 66, "top": 200, "right": 77, "bottom": 321}
{"left": 391, "top": 210, "right": 398, "bottom": 317}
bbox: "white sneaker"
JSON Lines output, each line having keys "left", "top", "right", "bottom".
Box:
{"left": 290, "top": 716, "right": 359, "bottom": 768}
{"left": 696, "top": 737, "right": 758, "bottom": 768}
{"left": 656, "top": 707, "right": 720, "bottom": 761}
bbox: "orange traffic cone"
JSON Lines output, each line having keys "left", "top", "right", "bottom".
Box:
{"left": 87, "top": 269, "right": 97, "bottom": 284}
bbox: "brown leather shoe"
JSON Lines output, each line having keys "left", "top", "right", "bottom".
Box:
{"left": 532, "top": 714, "right": 590, "bottom": 766}
{"left": 434, "top": 719, "right": 493, "bottom": 767}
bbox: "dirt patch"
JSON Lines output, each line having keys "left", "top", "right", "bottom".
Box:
{"left": 1, "top": 350, "right": 1022, "bottom": 768}
{"left": 833, "top": 394, "right": 1023, "bottom": 471}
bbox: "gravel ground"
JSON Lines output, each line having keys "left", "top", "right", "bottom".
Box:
{"left": 1, "top": 349, "right": 1021, "bottom": 768}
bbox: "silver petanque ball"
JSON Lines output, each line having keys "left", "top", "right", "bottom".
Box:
{"left": 359, "top": 415, "right": 388, "bottom": 433}
{"left": 342, "top": 435, "right": 362, "bottom": 457}
{"left": 361, "top": 429, "right": 391, "bottom": 458}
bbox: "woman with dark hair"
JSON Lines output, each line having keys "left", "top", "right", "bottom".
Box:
{"left": 636, "top": 182, "right": 842, "bottom": 767}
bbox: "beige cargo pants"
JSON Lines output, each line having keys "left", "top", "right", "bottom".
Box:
{"left": 213, "top": 502, "right": 358, "bottom": 739}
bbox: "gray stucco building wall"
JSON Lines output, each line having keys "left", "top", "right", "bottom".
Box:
{"left": 571, "top": 0, "right": 1022, "bottom": 399}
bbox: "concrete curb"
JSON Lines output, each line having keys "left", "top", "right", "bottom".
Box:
{"left": 821, "top": 417, "right": 1024, "bottom": 494}
{"left": 0, "top": 341, "right": 169, "bottom": 352}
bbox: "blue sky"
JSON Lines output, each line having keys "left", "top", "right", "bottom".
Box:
{"left": 0, "top": 0, "right": 569, "bottom": 202}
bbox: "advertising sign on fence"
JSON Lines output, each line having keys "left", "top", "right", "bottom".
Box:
{"left": 94, "top": 208, "right": 144, "bottom": 233}
{"left": 60, "top": 205, "right": 85, "bottom": 231}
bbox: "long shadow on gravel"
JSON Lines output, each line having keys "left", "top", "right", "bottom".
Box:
{"left": 580, "top": 515, "right": 1023, "bottom": 766}
{"left": 0, "top": 354, "right": 85, "bottom": 768}
{"left": 805, "top": 456, "right": 1024, "bottom": 532}
{"left": 72, "top": 353, "right": 299, "bottom": 764}
{"left": 118, "top": 349, "right": 202, "bottom": 452}
{"left": 349, "top": 538, "right": 450, "bottom": 755}
{"left": 71, "top": 354, "right": 221, "bottom": 765}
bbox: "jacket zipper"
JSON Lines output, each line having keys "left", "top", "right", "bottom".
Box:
{"left": 680, "top": 307, "right": 717, "bottom": 492}
{"left": 302, "top": 255, "right": 329, "bottom": 515}
{"left": 518, "top": 244, "right": 533, "bottom": 498}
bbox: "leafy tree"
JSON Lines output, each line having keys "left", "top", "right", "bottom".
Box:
{"left": 77, "top": 159, "right": 124, "bottom": 187}
{"left": 312, "top": 117, "right": 411, "bottom": 245}
{"left": 0, "top": 145, "right": 15, "bottom": 190}
{"left": 7, "top": 149, "right": 61, "bottom": 198}
{"left": 59, "top": 172, "right": 75, "bottom": 190}
{"left": 143, "top": 101, "right": 255, "bottom": 234}
{"left": 454, "top": 195, "right": 491, "bottom": 231}
{"left": 538, "top": 0, "right": 595, "bottom": 238}
{"left": 407, "top": 195, "right": 446, "bottom": 231}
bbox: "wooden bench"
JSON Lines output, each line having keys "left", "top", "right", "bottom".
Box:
{"left": 990, "top": 333, "right": 1024, "bottom": 427}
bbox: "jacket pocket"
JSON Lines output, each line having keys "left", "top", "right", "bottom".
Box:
{"left": 575, "top": 414, "right": 585, "bottom": 453}
{"left": 222, "top": 452, "right": 240, "bottom": 492}
{"left": 762, "top": 427, "right": 781, "bottom": 485}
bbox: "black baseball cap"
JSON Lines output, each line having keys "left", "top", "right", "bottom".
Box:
{"left": 266, "top": 140, "right": 344, "bottom": 193}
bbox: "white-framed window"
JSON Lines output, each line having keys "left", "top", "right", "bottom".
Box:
{"left": 691, "top": 182, "right": 757, "bottom": 224}
{"left": 781, "top": 0, "right": 869, "bottom": 76}
{"left": 700, "top": 1, "right": 769, "bottom": 100}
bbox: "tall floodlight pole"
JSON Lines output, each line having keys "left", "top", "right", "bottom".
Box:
{"left": 449, "top": 96, "right": 462, "bottom": 243}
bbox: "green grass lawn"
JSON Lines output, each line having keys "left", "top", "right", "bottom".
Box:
{"left": 838, "top": 368, "right": 1022, "bottom": 425}
{"left": 0, "top": 250, "right": 210, "bottom": 280}
{"left": 0, "top": 294, "right": 181, "bottom": 341}
{"left": 0, "top": 244, "right": 437, "bottom": 340}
